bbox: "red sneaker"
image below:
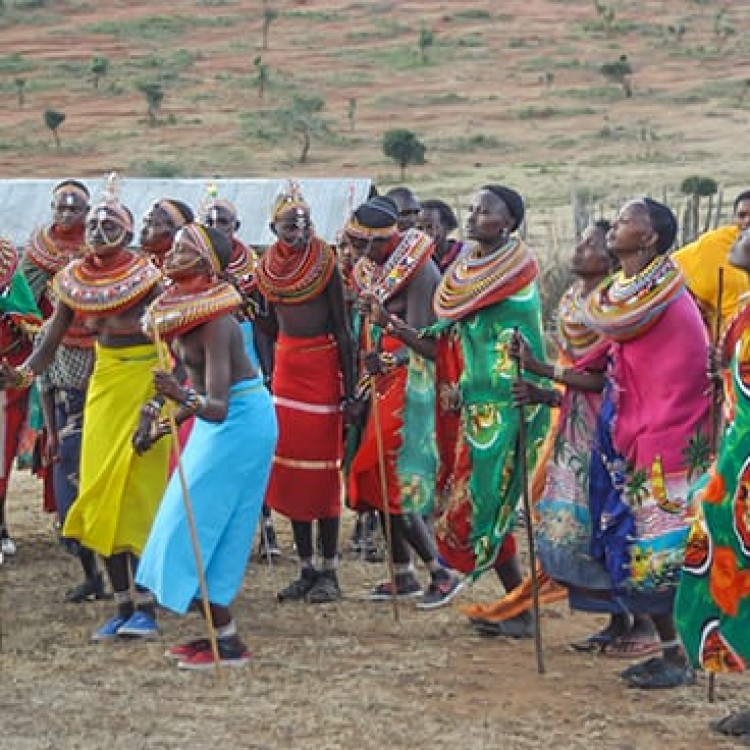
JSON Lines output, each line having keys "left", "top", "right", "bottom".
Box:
{"left": 164, "top": 638, "right": 211, "bottom": 661}
{"left": 177, "top": 640, "right": 252, "bottom": 671}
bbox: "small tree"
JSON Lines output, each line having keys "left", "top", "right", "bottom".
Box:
{"left": 15, "top": 78, "right": 25, "bottom": 108}
{"left": 600, "top": 54, "right": 633, "bottom": 97}
{"left": 418, "top": 23, "right": 434, "bottom": 64}
{"left": 383, "top": 128, "right": 426, "bottom": 180}
{"left": 137, "top": 82, "right": 164, "bottom": 126}
{"left": 44, "top": 108, "right": 65, "bottom": 147}
{"left": 289, "top": 94, "right": 325, "bottom": 163}
{"left": 90, "top": 56, "right": 109, "bottom": 90}
{"left": 347, "top": 97, "right": 357, "bottom": 132}
{"left": 254, "top": 56, "right": 268, "bottom": 100}
{"left": 262, "top": 2, "right": 279, "bottom": 50}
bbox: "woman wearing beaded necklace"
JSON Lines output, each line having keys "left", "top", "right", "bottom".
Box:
{"left": 464, "top": 220, "right": 625, "bottom": 640}
{"left": 133, "top": 223, "right": 277, "bottom": 670}
{"left": 0, "top": 184, "right": 171, "bottom": 642}
{"left": 523, "top": 198, "right": 710, "bottom": 688}
{"left": 375, "top": 184, "right": 550, "bottom": 635}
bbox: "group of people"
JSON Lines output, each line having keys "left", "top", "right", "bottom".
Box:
{"left": 2, "top": 175, "right": 750, "bottom": 728}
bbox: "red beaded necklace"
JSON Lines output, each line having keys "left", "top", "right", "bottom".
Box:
{"left": 256, "top": 236, "right": 335, "bottom": 304}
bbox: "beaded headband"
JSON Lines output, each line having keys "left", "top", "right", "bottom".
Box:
{"left": 199, "top": 182, "right": 237, "bottom": 224}
{"left": 0, "top": 236, "right": 18, "bottom": 289}
{"left": 344, "top": 216, "right": 396, "bottom": 241}
{"left": 52, "top": 182, "right": 90, "bottom": 205}
{"left": 176, "top": 223, "right": 221, "bottom": 274}
{"left": 272, "top": 179, "right": 309, "bottom": 222}
{"left": 153, "top": 199, "right": 190, "bottom": 229}
{"left": 90, "top": 172, "right": 133, "bottom": 233}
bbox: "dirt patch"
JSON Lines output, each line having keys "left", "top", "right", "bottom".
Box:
{"left": 1, "top": 470, "right": 744, "bottom": 750}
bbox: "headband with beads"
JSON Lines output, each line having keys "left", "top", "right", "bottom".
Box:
{"left": 90, "top": 172, "right": 133, "bottom": 234}
{"left": 271, "top": 179, "right": 309, "bottom": 223}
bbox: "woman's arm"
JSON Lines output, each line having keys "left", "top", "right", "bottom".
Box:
{"left": 327, "top": 267, "right": 356, "bottom": 402}
{"left": 510, "top": 332, "right": 605, "bottom": 392}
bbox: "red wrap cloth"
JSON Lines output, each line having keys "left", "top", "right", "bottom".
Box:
{"left": 347, "top": 335, "right": 406, "bottom": 516}
{"left": 0, "top": 314, "right": 33, "bottom": 495}
{"left": 265, "top": 334, "right": 343, "bottom": 521}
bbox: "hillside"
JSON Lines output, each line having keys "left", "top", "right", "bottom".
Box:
{"left": 0, "top": 0, "right": 749, "bottom": 223}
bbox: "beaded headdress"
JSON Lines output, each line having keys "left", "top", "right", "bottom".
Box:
{"left": 271, "top": 179, "right": 309, "bottom": 223}
{"left": 345, "top": 196, "right": 399, "bottom": 240}
{"left": 175, "top": 223, "right": 223, "bottom": 275}
{"left": 0, "top": 236, "right": 19, "bottom": 289}
{"left": 90, "top": 172, "right": 133, "bottom": 234}
{"left": 52, "top": 179, "right": 90, "bottom": 206}
{"left": 150, "top": 198, "right": 192, "bottom": 229}
{"left": 199, "top": 181, "right": 237, "bottom": 225}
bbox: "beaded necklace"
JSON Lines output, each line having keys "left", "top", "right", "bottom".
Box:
{"left": 351, "top": 228, "right": 433, "bottom": 303}
{"left": 256, "top": 235, "right": 335, "bottom": 304}
{"left": 433, "top": 236, "right": 538, "bottom": 320}
{"left": 25, "top": 225, "right": 87, "bottom": 275}
{"left": 555, "top": 280, "right": 604, "bottom": 359}
{"left": 227, "top": 239, "right": 258, "bottom": 295}
{"left": 53, "top": 249, "right": 161, "bottom": 315}
{"left": 584, "top": 254, "right": 684, "bottom": 342}
{"left": 145, "top": 279, "right": 242, "bottom": 340}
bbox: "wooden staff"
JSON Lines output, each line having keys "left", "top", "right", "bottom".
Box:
{"left": 512, "top": 328, "right": 545, "bottom": 675}
{"left": 151, "top": 320, "right": 223, "bottom": 679}
{"left": 708, "top": 267, "right": 724, "bottom": 704}
{"left": 366, "top": 316, "right": 399, "bottom": 622}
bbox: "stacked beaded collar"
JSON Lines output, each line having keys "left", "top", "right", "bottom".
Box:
{"left": 584, "top": 254, "right": 684, "bottom": 342}
{"left": 25, "top": 225, "right": 87, "bottom": 275}
{"left": 52, "top": 249, "right": 161, "bottom": 315}
{"left": 256, "top": 235, "right": 335, "bottom": 304}
{"left": 433, "top": 236, "right": 538, "bottom": 320}
{"left": 144, "top": 279, "right": 242, "bottom": 340}
{"left": 555, "top": 280, "right": 604, "bottom": 359}
{"left": 351, "top": 228, "right": 433, "bottom": 303}
{"left": 226, "top": 239, "right": 258, "bottom": 295}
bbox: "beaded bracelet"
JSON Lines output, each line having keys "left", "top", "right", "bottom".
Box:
{"left": 181, "top": 388, "right": 206, "bottom": 414}
{"left": 13, "top": 363, "right": 35, "bottom": 390}
{"left": 385, "top": 316, "right": 407, "bottom": 339}
{"left": 154, "top": 418, "right": 171, "bottom": 437}
{"left": 553, "top": 364, "right": 565, "bottom": 383}
{"left": 143, "top": 397, "right": 165, "bottom": 419}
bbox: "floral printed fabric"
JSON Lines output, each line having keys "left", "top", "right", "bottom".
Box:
{"left": 676, "top": 323, "right": 750, "bottom": 672}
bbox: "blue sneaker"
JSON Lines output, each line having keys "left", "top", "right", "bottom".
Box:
{"left": 91, "top": 614, "right": 128, "bottom": 642}
{"left": 116, "top": 611, "right": 159, "bottom": 639}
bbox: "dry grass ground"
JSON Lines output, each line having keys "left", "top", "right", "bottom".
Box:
{"left": 1, "top": 471, "right": 747, "bottom": 750}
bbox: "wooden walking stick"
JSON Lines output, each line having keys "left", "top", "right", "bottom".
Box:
{"left": 708, "top": 267, "right": 725, "bottom": 704}
{"left": 366, "top": 318, "right": 400, "bottom": 622}
{"left": 150, "top": 318, "right": 223, "bottom": 679}
{"left": 511, "top": 328, "right": 545, "bottom": 675}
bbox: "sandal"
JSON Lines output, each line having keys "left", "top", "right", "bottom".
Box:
{"left": 623, "top": 659, "right": 696, "bottom": 690}
{"left": 601, "top": 634, "right": 662, "bottom": 659}
{"left": 710, "top": 710, "right": 750, "bottom": 738}
{"left": 569, "top": 615, "right": 630, "bottom": 653}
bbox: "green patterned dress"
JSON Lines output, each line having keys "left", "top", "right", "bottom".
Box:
{"left": 676, "top": 309, "right": 750, "bottom": 672}
{"left": 432, "top": 280, "right": 549, "bottom": 579}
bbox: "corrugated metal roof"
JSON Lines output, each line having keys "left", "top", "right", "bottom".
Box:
{"left": 0, "top": 177, "right": 373, "bottom": 248}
